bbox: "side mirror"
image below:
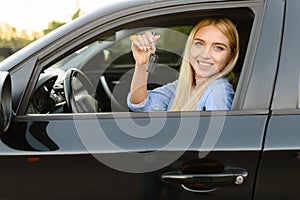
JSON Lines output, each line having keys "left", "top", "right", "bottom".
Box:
{"left": 0, "top": 71, "right": 12, "bottom": 133}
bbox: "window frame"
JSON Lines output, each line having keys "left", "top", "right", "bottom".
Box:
{"left": 271, "top": 0, "right": 300, "bottom": 111}
{"left": 20, "top": 1, "right": 268, "bottom": 116}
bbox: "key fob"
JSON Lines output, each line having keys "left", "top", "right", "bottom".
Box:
{"left": 146, "top": 53, "right": 158, "bottom": 73}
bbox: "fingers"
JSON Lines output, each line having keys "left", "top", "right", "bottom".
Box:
{"left": 154, "top": 35, "right": 160, "bottom": 43}
{"left": 131, "top": 31, "right": 160, "bottom": 52}
{"left": 131, "top": 39, "right": 143, "bottom": 51}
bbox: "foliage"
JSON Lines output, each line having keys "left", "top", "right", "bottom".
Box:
{"left": 71, "top": 8, "right": 82, "bottom": 20}
{"left": 0, "top": 22, "right": 35, "bottom": 48}
{"left": 43, "top": 20, "right": 66, "bottom": 35}
{"left": 0, "top": 8, "right": 82, "bottom": 49}
{"left": 42, "top": 8, "right": 82, "bottom": 35}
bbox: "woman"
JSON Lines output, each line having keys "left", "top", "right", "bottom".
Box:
{"left": 127, "top": 17, "right": 239, "bottom": 111}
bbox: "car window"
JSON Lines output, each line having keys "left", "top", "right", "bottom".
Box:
{"left": 26, "top": 26, "right": 190, "bottom": 114}
{"left": 26, "top": 8, "right": 254, "bottom": 114}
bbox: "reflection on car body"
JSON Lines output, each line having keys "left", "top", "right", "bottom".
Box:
{"left": 0, "top": 0, "right": 299, "bottom": 199}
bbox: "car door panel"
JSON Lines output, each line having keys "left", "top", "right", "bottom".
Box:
{"left": 0, "top": 112, "right": 267, "bottom": 199}
{"left": 254, "top": 1, "right": 300, "bottom": 199}
{"left": 0, "top": 0, "right": 288, "bottom": 199}
{"left": 254, "top": 114, "right": 300, "bottom": 200}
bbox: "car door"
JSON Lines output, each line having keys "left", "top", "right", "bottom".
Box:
{"left": 0, "top": 0, "right": 284, "bottom": 199}
{"left": 254, "top": 0, "right": 300, "bottom": 199}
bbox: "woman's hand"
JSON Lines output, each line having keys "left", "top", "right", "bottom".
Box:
{"left": 131, "top": 31, "right": 160, "bottom": 67}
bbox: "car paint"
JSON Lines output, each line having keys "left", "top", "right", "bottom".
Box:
{"left": 255, "top": 0, "right": 300, "bottom": 199}
{"left": 0, "top": 0, "right": 298, "bottom": 199}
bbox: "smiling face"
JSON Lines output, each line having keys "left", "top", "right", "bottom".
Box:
{"left": 190, "top": 25, "right": 232, "bottom": 81}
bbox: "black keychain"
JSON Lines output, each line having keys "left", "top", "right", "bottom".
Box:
{"left": 146, "top": 32, "right": 158, "bottom": 73}
{"left": 146, "top": 53, "right": 158, "bottom": 73}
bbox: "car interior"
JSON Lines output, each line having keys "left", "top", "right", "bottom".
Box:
{"left": 26, "top": 7, "right": 254, "bottom": 114}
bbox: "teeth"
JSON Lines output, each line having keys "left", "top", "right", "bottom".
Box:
{"left": 198, "top": 61, "right": 212, "bottom": 67}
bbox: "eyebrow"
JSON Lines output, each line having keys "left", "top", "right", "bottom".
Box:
{"left": 193, "top": 38, "right": 228, "bottom": 48}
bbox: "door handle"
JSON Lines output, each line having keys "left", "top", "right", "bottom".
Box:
{"left": 161, "top": 167, "right": 248, "bottom": 193}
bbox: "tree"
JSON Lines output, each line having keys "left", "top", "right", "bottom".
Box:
{"left": 71, "top": 8, "right": 82, "bottom": 20}
{"left": 42, "top": 20, "right": 65, "bottom": 35}
{"left": 42, "top": 7, "right": 83, "bottom": 35}
{"left": 0, "top": 22, "right": 33, "bottom": 48}
{"left": 0, "top": 7, "right": 84, "bottom": 49}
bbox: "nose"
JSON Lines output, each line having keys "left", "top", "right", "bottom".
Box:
{"left": 199, "top": 46, "right": 211, "bottom": 59}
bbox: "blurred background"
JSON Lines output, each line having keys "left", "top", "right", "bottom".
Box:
{"left": 0, "top": 0, "right": 114, "bottom": 61}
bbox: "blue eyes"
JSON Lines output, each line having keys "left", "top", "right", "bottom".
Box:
{"left": 214, "top": 46, "right": 224, "bottom": 51}
{"left": 193, "top": 41, "right": 225, "bottom": 51}
{"left": 195, "top": 41, "right": 203, "bottom": 46}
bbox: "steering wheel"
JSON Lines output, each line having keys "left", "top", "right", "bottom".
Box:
{"left": 64, "top": 68, "right": 101, "bottom": 113}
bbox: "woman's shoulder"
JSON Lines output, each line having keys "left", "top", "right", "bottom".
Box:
{"left": 199, "top": 78, "right": 234, "bottom": 111}
{"left": 203, "top": 77, "right": 234, "bottom": 97}
{"left": 209, "top": 77, "right": 231, "bottom": 86}
{"left": 207, "top": 77, "right": 233, "bottom": 91}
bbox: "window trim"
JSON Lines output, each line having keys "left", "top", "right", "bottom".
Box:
{"left": 20, "top": 1, "right": 265, "bottom": 115}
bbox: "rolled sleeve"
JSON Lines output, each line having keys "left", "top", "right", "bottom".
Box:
{"left": 127, "top": 94, "right": 150, "bottom": 112}
{"left": 128, "top": 78, "right": 234, "bottom": 112}
{"left": 127, "top": 81, "right": 177, "bottom": 112}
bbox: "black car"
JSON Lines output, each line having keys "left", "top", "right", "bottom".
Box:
{"left": 0, "top": 0, "right": 299, "bottom": 199}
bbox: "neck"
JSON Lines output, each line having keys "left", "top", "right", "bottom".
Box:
{"left": 194, "top": 73, "right": 206, "bottom": 86}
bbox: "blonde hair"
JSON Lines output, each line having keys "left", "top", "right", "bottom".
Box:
{"left": 170, "top": 18, "right": 239, "bottom": 111}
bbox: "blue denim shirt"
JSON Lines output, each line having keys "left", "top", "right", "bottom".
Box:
{"left": 127, "top": 77, "right": 234, "bottom": 111}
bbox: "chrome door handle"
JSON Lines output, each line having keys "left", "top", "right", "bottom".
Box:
{"left": 161, "top": 167, "right": 248, "bottom": 193}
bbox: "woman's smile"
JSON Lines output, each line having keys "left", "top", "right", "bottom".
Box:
{"left": 190, "top": 25, "right": 231, "bottom": 79}
{"left": 197, "top": 60, "right": 213, "bottom": 68}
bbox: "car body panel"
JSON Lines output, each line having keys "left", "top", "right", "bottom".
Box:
{"left": 0, "top": 0, "right": 296, "bottom": 199}
{"left": 238, "top": 0, "right": 284, "bottom": 110}
{"left": 0, "top": 111, "right": 267, "bottom": 199}
{"left": 254, "top": 114, "right": 300, "bottom": 200}
{"left": 254, "top": 0, "right": 300, "bottom": 199}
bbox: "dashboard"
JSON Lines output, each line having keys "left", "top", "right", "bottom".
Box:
{"left": 26, "top": 74, "right": 66, "bottom": 114}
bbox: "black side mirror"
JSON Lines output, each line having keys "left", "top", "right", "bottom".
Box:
{"left": 0, "top": 71, "right": 12, "bottom": 133}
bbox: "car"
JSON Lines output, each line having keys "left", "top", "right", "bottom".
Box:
{"left": 0, "top": 0, "right": 299, "bottom": 199}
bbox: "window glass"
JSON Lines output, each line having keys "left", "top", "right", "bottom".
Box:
{"left": 26, "top": 9, "right": 254, "bottom": 114}
{"left": 26, "top": 26, "right": 191, "bottom": 114}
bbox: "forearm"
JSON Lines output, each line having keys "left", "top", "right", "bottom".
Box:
{"left": 130, "top": 64, "right": 148, "bottom": 104}
{"left": 130, "top": 31, "right": 160, "bottom": 104}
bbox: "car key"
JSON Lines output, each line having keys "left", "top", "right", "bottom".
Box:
{"left": 146, "top": 32, "right": 158, "bottom": 73}
{"left": 146, "top": 53, "right": 158, "bottom": 73}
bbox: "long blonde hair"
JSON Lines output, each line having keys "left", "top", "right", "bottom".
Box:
{"left": 170, "top": 18, "right": 239, "bottom": 111}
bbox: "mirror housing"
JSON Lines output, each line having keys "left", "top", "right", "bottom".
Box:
{"left": 0, "top": 71, "right": 12, "bottom": 133}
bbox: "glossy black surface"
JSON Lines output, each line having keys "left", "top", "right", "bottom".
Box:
{"left": 0, "top": 0, "right": 299, "bottom": 199}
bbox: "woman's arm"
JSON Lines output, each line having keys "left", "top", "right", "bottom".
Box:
{"left": 130, "top": 64, "right": 148, "bottom": 104}
{"left": 129, "top": 31, "right": 160, "bottom": 104}
{"left": 128, "top": 80, "right": 178, "bottom": 112}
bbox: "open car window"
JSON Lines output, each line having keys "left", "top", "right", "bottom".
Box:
{"left": 26, "top": 8, "right": 254, "bottom": 114}
{"left": 26, "top": 26, "right": 192, "bottom": 114}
